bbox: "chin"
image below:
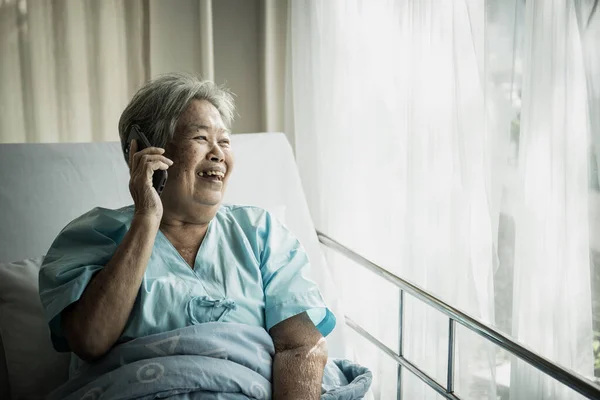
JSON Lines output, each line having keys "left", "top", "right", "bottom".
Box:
{"left": 195, "top": 195, "right": 222, "bottom": 207}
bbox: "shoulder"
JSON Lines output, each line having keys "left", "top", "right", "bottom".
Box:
{"left": 217, "top": 204, "right": 301, "bottom": 249}
{"left": 215, "top": 204, "right": 291, "bottom": 246}
{"left": 61, "top": 205, "right": 134, "bottom": 232}
{"left": 219, "top": 203, "right": 288, "bottom": 225}
{"left": 49, "top": 205, "right": 135, "bottom": 249}
{"left": 67, "top": 205, "right": 134, "bottom": 224}
{"left": 216, "top": 204, "right": 288, "bottom": 230}
{"left": 218, "top": 204, "right": 270, "bottom": 223}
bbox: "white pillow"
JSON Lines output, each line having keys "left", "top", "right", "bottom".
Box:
{"left": 0, "top": 257, "right": 70, "bottom": 399}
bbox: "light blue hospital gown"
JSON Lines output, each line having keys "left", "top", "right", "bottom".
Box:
{"left": 38, "top": 204, "right": 336, "bottom": 355}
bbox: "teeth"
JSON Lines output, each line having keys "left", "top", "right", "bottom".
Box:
{"left": 199, "top": 170, "right": 224, "bottom": 178}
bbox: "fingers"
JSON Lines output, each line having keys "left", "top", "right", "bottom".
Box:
{"left": 131, "top": 148, "right": 172, "bottom": 173}
{"left": 131, "top": 154, "right": 173, "bottom": 184}
{"left": 143, "top": 160, "right": 171, "bottom": 177}
{"left": 132, "top": 146, "right": 164, "bottom": 171}
{"left": 132, "top": 160, "right": 168, "bottom": 186}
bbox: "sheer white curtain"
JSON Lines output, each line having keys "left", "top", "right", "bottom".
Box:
{"left": 287, "top": 0, "right": 598, "bottom": 399}
{"left": 0, "top": 0, "right": 146, "bottom": 143}
{"left": 287, "top": 1, "right": 500, "bottom": 398}
{"left": 509, "top": 0, "right": 598, "bottom": 398}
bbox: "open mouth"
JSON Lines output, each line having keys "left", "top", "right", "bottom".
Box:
{"left": 197, "top": 170, "right": 225, "bottom": 182}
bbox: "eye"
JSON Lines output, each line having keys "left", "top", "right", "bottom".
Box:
{"left": 194, "top": 136, "right": 208, "bottom": 141}
{"left": 219, "top": 139, "right": 231, "bottom": 147}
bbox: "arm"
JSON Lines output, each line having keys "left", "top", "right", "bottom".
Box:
{"left": 62, "top": 141, "right": 171, "bottom": 362}
{"left": 62, "top": 214, "right": 159, "bottom": 361}
{"left": 270, "top": 312, "right": 328, "bottom": 400}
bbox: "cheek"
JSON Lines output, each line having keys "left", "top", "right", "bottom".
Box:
{"left": 169, "top": 152, "right": 198, "bottom": 182}
{"left": 167, "top": 165, "right": 185, "bottom": 186}
{"left": 225, "top": 151, "right": 235, "bottom": 171}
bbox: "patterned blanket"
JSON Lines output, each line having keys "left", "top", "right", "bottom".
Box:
{"left": 47, "top": 322, "right": 372, "bottom": 399}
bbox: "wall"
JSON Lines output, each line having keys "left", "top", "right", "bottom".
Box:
{"left": 213, "top": 0, "right": 263, "bottom": 134}
{"left": 148, "top": 0, "right": 264, "bottom": 134}
{"left": 149, "top": 0, "right": 203, "bottom": 77}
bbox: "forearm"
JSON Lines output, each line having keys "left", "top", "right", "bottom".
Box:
{"left": 63, "top": 214, "right": 160, "bottom": 360}
{"left": 272, "top": 343, "right": 327, "bottom": 400}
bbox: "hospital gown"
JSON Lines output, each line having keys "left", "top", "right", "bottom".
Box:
{"left": 38, "top": 204, "right": 336, "bottom": 355}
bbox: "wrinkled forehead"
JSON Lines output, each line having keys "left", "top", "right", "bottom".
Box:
{"left": 176, "top": 99, "right": 229, "bottom": 134}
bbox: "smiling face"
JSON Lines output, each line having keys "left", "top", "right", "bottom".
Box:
{"left": 160, "top": 99, "right": 234, "bottom": 222}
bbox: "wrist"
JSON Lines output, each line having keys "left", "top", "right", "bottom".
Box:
{"left": 132, "top": 211, "right": 161, "bottom": 228}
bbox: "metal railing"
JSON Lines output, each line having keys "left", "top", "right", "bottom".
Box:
{"left": 316, "top": 231, "right": 600, "bottom": 400}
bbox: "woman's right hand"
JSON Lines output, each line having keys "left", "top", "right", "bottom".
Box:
{"left": 128, "top": 139, "right": 173, "bottom": 220}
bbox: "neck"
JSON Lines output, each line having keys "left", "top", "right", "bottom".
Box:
{"left": 160, "top": 205, "right": 217, "bottom": 248}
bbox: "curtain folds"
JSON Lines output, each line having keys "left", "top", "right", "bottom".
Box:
{"left": 0, "top": 0, "right": 289, "bottom": 142}
{"left": 287, "top": 0, "right": 598, "bottom": 398}
{"left": 0, "top": 0, "right": 147, "bottom": 143}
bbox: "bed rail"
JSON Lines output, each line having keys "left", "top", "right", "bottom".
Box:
{"left": 316, "top": 231, "right": 600, "bottom": 400}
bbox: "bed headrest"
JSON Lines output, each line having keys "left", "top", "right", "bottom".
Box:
{"left": 0, "top": 134, "right": 297, "bottom": 260}
{"left": 0, "top": 133, "right": 343, "bottom": 344}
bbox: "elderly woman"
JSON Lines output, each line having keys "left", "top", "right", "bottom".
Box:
{"left": 38, "top": 73, "right": 336, "bottom": 399}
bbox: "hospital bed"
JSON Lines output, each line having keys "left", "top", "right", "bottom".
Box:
{"left": 0, "top": 133, "right": 598, "bottom": 399}
{"left": 0, "top": 133, "right": 347, "bottom": 399}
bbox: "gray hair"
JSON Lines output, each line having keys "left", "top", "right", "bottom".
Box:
{"left": 118, "top": 73, "right": 235, "bottom": 160}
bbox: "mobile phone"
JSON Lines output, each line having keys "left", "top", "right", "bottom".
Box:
{"left": 125, "top": 124, "right": 168, "bottom": 195}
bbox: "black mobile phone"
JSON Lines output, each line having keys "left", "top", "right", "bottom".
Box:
{"left": 125, "top": 125, "right": 168, "bottom": 195}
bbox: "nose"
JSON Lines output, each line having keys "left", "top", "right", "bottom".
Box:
{"left": 207, "top": 141, "right": 225, "bottom": 162}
